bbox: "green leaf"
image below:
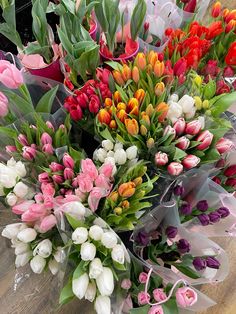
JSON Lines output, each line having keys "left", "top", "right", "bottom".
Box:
{"left": 35, "top": 86, "right": 58, "bottom": 113}
{"left": 99, "top": 128, "right": 115, "bottom": 142}
{"left": 130, "top": 0, "right": 147, "bottom": 41}
{"left": 113, "top": 261, "right": 127, "bottom": 271}
{"left": 59, "top": 283, "right": 74, "bottom": 305}
{"left": 173, "top": 147, "right": 187, "bottom": 161}
{"left": 1, "top": 89, "right": 34, "bottom": 114}
{"left": 211, "top": 91, "right": 236, "bottom": 117}
{"left": 162, "top": 298, "right": 179, "bottom": 314}
{"left": 130, "top": 305, "right": 150, "bottom": 314}
{"left": 73, "top": 261, "right": 86, "bottom": 280}
{"left": 173, "top": 263, "right": 201, "bottom": 279}
{"left": 115, "top": 84, "right": 129, "bottom": 103}
{"left": 65, "top": 213, "right": 87, "bottom": 230}
{"left": 0, "top": 126, "right": 17, "bottom": 138}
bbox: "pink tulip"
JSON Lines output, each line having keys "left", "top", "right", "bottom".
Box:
{"left": 41, "top": 182, "right": 55, "bottom": 196}
{"left": 176, "top": 136, "right": 190, "bottom": 150}
{"left": 64, "top": 168, "right": 74, "bottom": 180}
{"left": 49, "top": 162, "right": 64, "bottom": 172}
{"left": 185, "top": 120, "right": 202, "bottom": 135}
{"left": 38, "top": 172, "right": 50, "bottom": 183}
{"left": 175, "top": 287, "right": 198, "bottom": 307}
{"left": 122, "top": 294, "right": 133, "bottom": 313}
{"left": 52, "top": 174, "right": 64, "bottom": 184}
{"left": 0, "top": 91, "right": 8, "bottom": 117}
{"left": 173, "top": 118, "right": 186, "bottom": 136}
{"left": 63, "top": 153, "right": 74, "bottom": 169}
{"left": 41, "top": 132, "right": 52, "bottom": 145}
{"left": 153, "top": 289, "right": 167, "bottom": 302}
{"left": 216, "top": 138, "right": 234, "bottom": 154}
{"left": 22, "top": 146, "right": 37, "bottom": 160}
{"left": 18, "top": 134, "right": 29, "bottom": 146}
{"left": 196, "top": 130, "right": 213, "bottom": 150}
{"left": 148, "top": 305, "right": 164, "bottom": 314}
{"left": 138, "top": 291, "right": 151, "bottom": 305}
{"left": 173, "top": 58, "right": 187, "bottom": 76}
{"left": 99, "top": 163, "right": 113, "bottom": 177}
{"left": 121, "top": 279, "right": 132, "bottom": 290}
{"left": 6, "top": 145, "right": 17, "bottom": 153}
{"left": 163, "top": 125, "right": 176, "bottom": 138}
{"left": 182, "top": 154, "right": 200, "bottom": 169}
{"left": 77, "top": 173, "right": 94, "bottom": 193}
{"left": 95, "top": 174, "right": 112, "bottom": 192}
{"left": 12, "top": 200, "right": 35, "bottom": 215}
{"left": 167, "top": 162, "right": 183, "bottom": 176}
{"left": 0, "top": 60, "right": 23, "bottom": 89}
{"left": 155, "top": 152, "right": 169, "bottom": 166}
{"left": 88, "top": 187, "right": 105, "bottom": 212}
{"left": 42, "top": 143, "right": 54, "bottom": 155}
{"left": 81, "top": 158, "right": 98, "bottom": 180}
{"left": 96, "top": 68, "right": 111, "bottom": 85}
{"left": 72, "top": 178, "right": 79, "bottom": 188}
{"left": 139, "top": 272, "right": 148, "bottom": 283}
{"left": 39, "top": 214, "right": 57, "bottom": 233}
{"left": 46, "top": 121, "right": 55, "bottom": 131}
{"left": 22, "top": 203, "right": 46, "bottom": 221}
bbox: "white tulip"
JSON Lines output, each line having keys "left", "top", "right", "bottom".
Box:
{"left": 167, "top": 101, "right": 182, "bottom": 123}
{"left": 15, "top": 242, "right": 30, "bottom": 255}
{"left": 54, "top": 246, "right": 66, "bottom": 263}
{"left": 6, "top": 193, "right": 18, "bottom": 206}
{"left": 198, "top": 116, "right": 205, "bottom": 129}
{"left": 185, "top": 107, "right": 196, "bottom": 119}
{"left": 114, "top": 142, "right": 123, "bottom": 151}
{"left": 102, "top": 140, "right": 114, "bottom": 151}
{"left": 17, "top": 228, "right": 37, "bottom": 243}
{"left": 30, "top": 255, "right": 46, "bottom": 274}
{"left": 85, "top": 282, "right": 96, "bottom": 302}
{"left": 0, "top": 184, "right": 5, "bottom": 196}
{"left": 15, "top": 251, "right": 32, "bottom": 268}
{"left": 114, "top": 149, "right": 127, "bottom": 165}
{"left": 13, "top": 182, "right": 29, "bottom": 198}
{"left": 89, "top": 225, "right": 103, "bottom": 241}
{"left": 33, "top": 239, "right": 52, "bottom": 258}
{"left": 72, "top": 272, "right": 89, "bottom": 299}
{"left": 104, "top": 156, "right": 116, "bottom": 166}
{"left": 0, "top": 165, "right": 17, "bottom": 188}
{"left": 111, "top": 244, "right": 125, "bottom": 264}
{"left": 101, "top": 232, "right": 117, "bottom": 249}
{"left": 178, "top": 95, "right": 195, "bottom": 114}
{"left": 72, "top": 227, "right": 88, "bottom": 244}
{"left": 14, "top": 161, "right": 27, "bottom": 178}
{"left": 96, "top": 267, "right": 114, "bottom": 296}
{"left": 1, "top": 223, "right": 27, "bottom": 239}
{"left": 168, "top": 93, "right": 179, "bottom": 102}
{"left": 81, "top": 242, "right": 96, "bottom": 261}
{"left": 96, "top": 148, "right": 107, "bottom": 163}
{"left": 63, "top": 201, "right": 86, "bottom": 220}
{"left": 126, "top": 146, "right": 138, "bottom": 160}
{"left": 49, "top": 259, "right": 60, "bottom": 275}
{"left": 95, "top": 296, "right": 111, "bottom": 314}
{"left": 111, "top": 164, "right": 117, "bottom": 176}
{"left": 106, "top": 151, "right": 115, "bottom": 158}
{"left": 89, "top": 258, "right": 103, "bottom": 279}
{"left": 7, "top": 157, "right": 16, "bottom": 167}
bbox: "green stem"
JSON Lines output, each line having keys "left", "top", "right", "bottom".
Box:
{"left": 18, "top": 84, "right": 33, "bottom": 108}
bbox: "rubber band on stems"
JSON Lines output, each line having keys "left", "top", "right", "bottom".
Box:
{"left": 144, "top": 268, "right": 187, "bottom": 306}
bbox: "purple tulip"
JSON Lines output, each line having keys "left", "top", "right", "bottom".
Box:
{"left": 165, "top": 226, "right": 178, "bottom": 239}
{"left": 217, "top": 207, "right": 230, "bottom": 218}
{"left": 209, "top": 212, "right": 221, "bottom": 223}
{"left": 179, "top": 203, "right": 192, "bottom": 215}
{"left": 136, "top": 231, "right": 149, "bottom": 246}
{"left": 198, "top": 214, "right": 210, "bottom": 226}
{"left": 177, "top": 239, "right": 191, "bottom": 254}
{"left": 193, "top": 257, "right": 207, "bottom": 271}
{"left": 206, "top": 257, "right": 221, "bottom": 269}
{"left": 173, "top": 185, "right": 185, "bottom": 196}
{"left": 196, "top": 200, "right": 209, "bottom": 212}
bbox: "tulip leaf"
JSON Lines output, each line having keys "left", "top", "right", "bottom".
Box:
{"left": 1, "top": 89, "right": 34, "bottom": 114}
{"left": 130, "top": 0, "right": 147, "bottom": 41}
{"left": 172, "top": 263, "right": 201, "bottom": 279}
{"left": 211, "top": 91, "right": 236, "bottom": 117}
{"left": 99, "top": 128, "right": 115, "bottom": 143}
{"left": 113, "top": 261, "right": 126, "bottom": 271}
{"left": 173, "top": 147, "right": 187, "bottom": 161}
{"left": 0, "top": 126, "right": 17, "bottom": 139}
{"left": 59, "top": 280, "right": 74, "bottom": 305}
{"left": 115, "top": 84, "right": 129, "bottom": 103}
{"left": 73, "top": 261, "right": 86, "bottom": 280}
{"left": 162, "top": 299, "right": 178, "bottom": 314}
{"left": 35, "top": 86, "right": 59, "bottom": 113}
{"left": 65, "top": 213, "right": 88, "bottom": 230}
{"left": 130, "top": 305, "right": 150, "bottom": 314}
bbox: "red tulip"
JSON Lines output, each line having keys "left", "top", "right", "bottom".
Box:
{"left": 182, "top": 154, "right": 200, "bottom": 169}
{"left": 216, "top": 80, "right": 231, "bottom": 95}
{"left": 89, "top": 95, "right": 101, "bottom": 114}
{"left": 224, "top": 165, "right": 236, "bottom": 177}
{"left": 184, "top": 0, "right": 197, "bottom": 13}
{"left": 70, "top": 106, "right": 83, "bottom": 121}
{"left": 211, "top": 1, "right": 221, "bottom": 18}
{"left": 207, "top": 21, "right": 224, "bottom": 40}
{"left": 223, "top": 66, "right": 235, "bottom": 77}
{"left": 173, "top": 58, "right": 187, "bottom": 76}
{"left": 213, "top": 176, "right": 221, "bottom": 185}
{"left": 225, "top": 178, "right": 236, "bottom": 188}
{"left": 167, "top": 162, "right": 183, "bottom": 176}
{"left": 75, "top": 91, "right": 89, "bottom": 109}
{"left": 196, "top": 130, "right": 214, "bottom": 150}
{"left": 225, "top": 42, "right": 236, "bottom": 66}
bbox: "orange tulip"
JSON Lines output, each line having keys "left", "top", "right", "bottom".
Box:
{"left": 104, "top": 98, "right": 113, "bottom": 107}
{"left": 125, "top": 118, "right": 139, "bottom": 135}
{"left": 117, "top": 102, "right": 127, "bottom": 111}
{"left": 132, "top": 66, "right": 140, "bottom": 83}
{"left": 154, "top": 61, "right": 165, "bottom": 77}
{"left": 118, "top": 182, "right": 136, "bottom": 198}
{"left": 129, "top": 106, "right": 139, "bottom": 116}
{"left": 122, "top": 64, "right": 132, "bottom": 82}
{"left": 109, "top": 120, "right": 117, "bottom": 129}
{"left": 98, "top": 109, "right": 111, "bottom": 125}
{"left": 121, "top": 200, "right": 130, "bottom": 209}
{"left": 141, "top": 112, "right": 151, "bottom": 126}
{"left": 109, "top": 191, "right": 119, "bottom": 202}
{"left": 135, "top": 52, "right": 146, "bottom": 70}
{"left": 113, "top": 70, "right": 125, "bottom": 85}
{"left": 154, "top": 82, "right": 165, "bottom": 96}
{"left": 146, "top": 64, "right": 153, "bottom": 75}
{"left": 146, "top": 104, "right": 154, "bottom": 117}
{"left": 223, "top": 8, "right": 230, "bottom": 19}
{"left": 114, "top": 91, "right": 122, "bottom": 104}
{"left": 127, "top": 98, "right": 139, "bottom": 112}
{"left": 148, "top": 51, "right": 158, "bottom": 67}
{"left": 134, "top": 89, "right": 145, "bottom": 104}
{"left": 108, "top": 106, "right": 116, "bottom": 115}
{"left": 156, "top": 102, "right": 169, "bottom": 122}
{"left": 117, "top": 109, "right": 128, "bottom": 122}
{"left": 225, "top": 10, "right": 236, "bottom": 23}
{"left": 133, "top": 177, "right": 143, "bottom": 186}
{"left": 212, "top": 1, "right": 221, "bottom": 18}
{"left": 226, "top": 20, "right": 236, "bottom": 33}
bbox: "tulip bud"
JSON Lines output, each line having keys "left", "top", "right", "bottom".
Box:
{"left": 81, "top": 242, "right": 96, "bottom": 261}
{"left": 196, "top": 130, "right": 214, "bottom": 150}
{"left": 113, "top": 91, "right": 121, "bottom": 104}
{"left": 89, "top": 258, "right": 103, "bottom": 279}
{"left": 17, "top": 228, "right": 37, "bottom": 243}
{"left": 163, "top": 125, "right": 176, "bottom": 138}
{"left": 104, "top": 98, "right": 112, "bottom": 108}
{"left": 30, "top": 255, "right": 46, "bottom": 274}
{"left": 185, "top": 120, "right": 202, "bottom": 135}
{"left": 1, "top": 223, "right": 27, "bottom": 239}
{"left": 33, "top": 239, "right": 52, "bottom": 258}
{"left": 154, "top": 82, "right": 165, "bottom": 96}
{"left": 176, "top": 136, "right": 190, "bottom": 150}
{"left": 155, "top": 152, "right": 169, "bottom": 166}
{"left": 226, "top": 19, "right": 236, "bottom": 33}
{"left": 212, "top": 1, "right": 221, "bottom": 18}
{"left": 117, "top": 102, "right": 126, "bottom": 111}
{"left": 15, "top": 251, "right": 32, "bottom": 268}
{"left": 216, "top": 138, "right": 234, "bottom": 154}
{"left": 13, "top": 182, "right": 28, "bottom": 198}
{"left": 182, "top": 154, "right": 200, "bottom": 169}
{"left": 42, "top": 143, "right": 54, "bottom": 155}
{"left": 206, "top": 256, "right": 220, "bottom": 269}
{"left": 156, "top": 102, "right": 168, "bottom": 122}
{"left": 118, "top": 182, "right": 136, "bottom": 198}
{"left": 132, "top": 66, "right": 140, "bottom": 83}
{"left": 14, "top": 242, "right": 30, "bottom": 255}
{"left": 22, "top": 146, "right": 37, "bottom": 160}
{"left": 147, "top": 138, "right": 155, "bottom": 149}
{"left": 173, "top": 118, "right": 186, "bottom": 136}
{"left": 98, "top": 109, "right": 111, "bottom": 125}
{"left": 101, "top": 232, "right": 117, "bottom": 249}
{"left": 154, "top": 61, "right": 165, "bottom": 77}
{"left": 121, "top": 279, "right": 132, "bottom": 290}
{"left": 198, "top": 214, "right": 210, "bottom": 226}
{"left": 148, "top": 51, "right": 158, "bottom": 67}
{"left": 146, "top": 104, "right": 154, "bottom": 117}
{"left": 225, "top": 177, "right": 236, "bottom": 188}
{"left": 117, "top": 109, "right": 127, "bottom": 122}
{"left": 72, "top": 272, "right": 89, "bottom": 299}
{"left": 135, "top": 53, "right": 146, "bottom": 70}
{"left": 194, "top": 75, "right": 202, "bottom": 87}
{"left": 96, "top": 267, "right": 114, "bottom": 296}
{"left": 113, "top": 70, "right": 125, "bottom": 85}
{"left": 114, "top": 148, "right": 127, "bottom": 165}
{"left": 127, "top": 98, "right": 139, "bottom": 112}
{"left": 18, "top": 134, "right": 29, "bottom": 146}
{"left": 184, "top": 0, "right": 197, "bottom": 13}
{"left": 52, "top": 174, "right": 64, "bottom": 184}
{"left": 85, "top": 282, "right": 96, "bottom": 302}
{"left": 224, "top": 165, "right": 236, "bottom": 177}
{"left": 46, "top": 121, "right": 55, "bottom": 131}
{"left": 121, "top": 200, "right": 130, "bottom": 209}
{"left": 173, "top": 58, "right": 187, "bottom": 76}
{"left": 173, "top": 185, "right": 185, "bottom": 196}
{"left": 63, "top": 153, "right": 74, "bottom": 169}
{"left": 6, "top": 192, "right": 18, "bottom": 206}
{"left": 134, "top": 89, "right": 145, "bottom": 103}
{"left": 193, "top": 257, "right": 207, "bottom": 271}
{"left": 202, "top": 100, "right": 209, "bottom": 110}
{"left": 177, "top": 239, "right": 191, "bottom": 254}
{"left": 49, "top": 258, "right": 60, "bottom": 275}
{"left": 109, "top": 191, "right": 119, "bottom": 202}
{"left": 140, "top": 125, "right": 147, "bottom": 136}
{"left": 95, "top": 296, "right": 111, "bottom": 314}
{"left": 122, "top": 64, "right": 132, "bottom": 82}
{"left": 167, "top": 162, "right": 183, "bottom": 176}
{"left": 133, "top": 177, "right": 143, "bottom": 186}
{"left": 41, "top": 132, "right": 52, "bottom": 145}
{"left": 125, "top": 118, "right": 139, "bottom": 135}
{"left": 217, "top": 207, "right": 230, "bottom": 218}
{"left": 109, "top": 119, "right": 117, "bottom": 129}
{"left": 6, "top": 145, "right": 17, "bottom": 153}
{"left": 194, "top": 96, "right": 202, "bottom": 110}
{"left": 111, "top": 244, "right": 125, "bottom": 264}
{"left": 89, "top": 225, "right": 103, "bottom": 241}
{"left": 72, "top": 227, "right": 88, "bottom": 244}
{"left": 64, "top": 168, "right": 74, "bottom": 180}
{"left": 126, "top": 145, "right": 138, "bottom": 160}
{"left": 165, "top": 226, "right": 178, "bottom": 239}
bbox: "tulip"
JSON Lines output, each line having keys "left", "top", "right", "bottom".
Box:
{"left": 15, "top": 251, "right": 32, "bottom": 268}
{"left": 30, "top": 255, "right": 46, "bottom": 274}
{"left": 52, "top": 174, "right": 64, "bottom": 184}
{"left": 167, "top": 162, "right": 183, "bottom": 176}
{"left": 176, "top": 287, "right": 198, "bottom": 307}
{"left": 163, "top": 125, "right": 176, "bottom": 139}
{"left": 193, "top": 257, "right": 207, "bottom": 271}
{"left": 140, "top": 125, "right": 147, "bottom": 136}
{"left": 64, "top": 168, "right": 74, "bottom": 180}
{"left": 17, "top": 228, "right": 37, "bottom": 243}
{"left": 134, "top": 89, "right": 145, "bottom": 103}
{"left": 114, "top": 148, "right": 127, "bottom": 165}
{"left": 33, "top": 239, "right": 52, "bottom": 258}
{"left": 194, "top": 96, "right": 202, "bottom": 110}
{"left": 173, "top": 118, "right": 186, "bottom": 135}
{"left": 72, "top": 272, "right": 89, "bottom": 299}
{"left": 196, "top": 200, "right": 208, "bottom": 212}
{"left": 138, "top": 291, "right": 151, "bottom": 305}
{"left": 224, "top": 165, "right": 236, "bottom": 177}
{"left": 165, "top": 226, "right": 178, "bottom": 239}
{"left": 85, "top": 282, "right": 96, "bottom": 302}
{"left": 108, "top": 191, "right": 119, "bottom": 202}
{"left": 155, "top": 82, "right": 165, "bottom": 96}
{"left": 117, "top": 109, "right": 127, "bottom": 122}
{"left": 117, "top": 102, "right": 126, "bottom": 111}
{"left": 154, "top": 61, "right": 165, "bottom": 77}
{"left": 182, "top": 154, "right": 200, "bottom": 169}
{"left": 98, "top": 109, "right": 111, "bottom": 125}
{"left": 196, "top": 130, "right": 214, "bottom": 150}
{"left": 147, "top": 138, "right": 155, "bottom": 149}
{"left": 173, "top": 58, "right": 187, "bottom": 76}
{"left": 18, "top": 134, "right": 29, "bottom": 146}
{"left": 46, "top": 121, "right": 54, "bottom": 131}
{"left": 49, "top": 259, "right": 59, "bottom": 275}
{"left": 22, "top": 146, "right": 37, "bottom": 160}
{"left": 95, "top": 296, "right": 111, "bottom": 314}
{"left": 153, "top": 289, "right": 167, "bottom": 302}
{"left": 0, "top": 60, "right": 23, "bottom": 89}
{"left": 176, "top": 136, "right": 190, "bottom": 150}
{"left": 89, "top": 258, "right": 103, "bottom": 280}
{"left": 225, "top": 9, "right": 236, "bottom": 23}
{"left": 139, "top": 272, "right": 148, "bottom": 284}
{"left": 206, "top": 256, "right": 220, "bottom": 269}
{"left": 127, "top": 98, "right": 139, "bottom": 112}
{"left": 135, "top": 53, "right": 146, "bottom": 70}
{"left": 104, "top": 98, "right": 112, "bottom": 108}
{"left": 70, "top": 107, "right": 83, "bottom": 121}
{"left": 118, "top": 182, "right": 136, "bottom": 198}
{"left": 113, "top": 91, "right": 121, "bottom": 104}
{"left": 113, "top": 70, "right": 125, "bottom": 85}
{"left": 125, "top": 118, "right": 139, "bottom": 135}
{"left": 177, "top": 239, "right": 191, "bottom": 254}
{"left": 155, "top": 152, "right": 168, "bottom": 166}
{"left": 126, "top": 146, "right": 138, "bottom": 160}
{"left": 41, "top": 132, "right": 52, "bottom": 145}
{"left": 178, "top": 95, "right": 195, "bottom": 114}
{"left": 0, "top": 91, "right": 8, "bottom": 117}
{"left": 225, "top": 19, "right": 236, "bottom": 33}
{"left": 63, "top": 153, "right": 74, "bottom": 169}
{"left": 209, "top": 211, "right": 221, "bottom": 223}
{"left": 6, "top": 193, "right": 18, "bottom": 206}
{"left": 212, "top": 1, "right": 221, "bottom": 18}
{"left": 72, "top": 227, "right": 88, "bottom": 244}
{"left": 14, "top": 242, "right": 30, "bottom": 255}
{"left": 89, "top": 95, "right": 100, "bottom": 114}
{"left": 49, "top": 162, "right": 64, "bottom": 172}
{"left": 173, "top": 185, "right": 185, "bottom": 196}
{"left": 213, "top": 176, "right": 221, "bottom": 185}
{"left": 121, "top": 279, "right": 132, "bottom": 290}
{"left": 1, "top": 223, "right": 26, "bottom": 239}
{"left": 180, "top": 203, "right": 192, "bottom": 215}
{"left": 101, "top": 232, "right": 117, "bottom": 249}
{"left": 156, "top": 102, "right": 168, "bottom": 122}
{"left": 109, "top": 120, "right": 117, "bottom": 129}
{"left": 89, "top": 225, "right": 103, "bottom": 241}
{"left": 114, "top": 207, "right": 122, "bottom": 215}
{"left": 217, "top": 207, "right": 230, "bottom": 218}
{"left": 111, "top": 244, "right": 125, "bottom": 264}
{"left": 42, "top": 143, "right": 54, "bottom": 155}
{"left": 132, "top": 66, "right": 140, "bottom": 83}
{"left": 96, "top": 267, "right": 114, "bottom": 296}
{"left": 198, "top": 214, "right": 210, "bottom": 226}
{"left": 6, "top": 145, "right": 17, "bottom": 153}
{"left": 216, "top": 138, "right": 234, "bottom": 154}
{"left": 184, "top": 0, "right": 197, "bottom": 13}
{"left": 185, "top": 120, "right": 202, "bottom": 135}
{"left": 63, "top": 201, "right": 86, "bottom": 220}
{"left": 121, "top": 64, "right": 131, "bottom": 82}
{"left": 80, "top": 242, "right": 96, "bottom": 261}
